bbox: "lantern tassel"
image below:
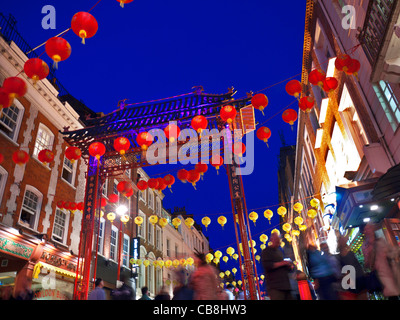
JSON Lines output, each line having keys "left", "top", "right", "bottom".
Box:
{"left": 53, "top": 61, "right": 59, "bottom": 70}
{"left": 81, "top": 37, "right": 85, "bottom": 45}
{"left": 120, "top": 1, "right": 124, "bottom": 8}
{"left": 261, "top": 109, "right": 265, "bottom": 116}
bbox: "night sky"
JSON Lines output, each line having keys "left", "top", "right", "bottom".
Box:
{"left": 1, "top": 1, "right": 306, "bottom": 277}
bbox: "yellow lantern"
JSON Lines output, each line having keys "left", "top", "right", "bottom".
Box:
{"left": 220, "top": 283, "right": 224, "bottom": 288}
{"left": 271, "top": 228, "right": 280, "bottom": 236}
{"left": 185, "top": 217, "right": 195, "bottom": 229}
{"left": 100, "top": 210, "right": 104, "bottom": 218}
{"left": 260, "top": 234, "right": 268, "bottom": 244}
{"left": 172, "top": 217, "right": 181, "bottom": 229}
{"left": 205, "top": 253, "right": 214, "bottom": 262}
{"left": 129, "top": 258, "right": 136, "bottom": 265}
{"left": 277, "top": 206, "right": 287, "bottom": 217}
{"left": 284, "top": 234, "right": 293, "bottom": 242}
{"left": 307, "top": 209, "right": 317, "bottom": 219}
{"left": 214, "top": 250, "right": 222, "bottom": 259}
{"left": 172, "top": 259, "right": 180, "bottom": 268}
{"left": 232, "top": 253, "right": 238, "bottom": 261}
{"left": 237, "top": 280, "right": 242, "bottom": 286}
{"left": 260, "top": 244, "right": 266, "bottom": 250}
{"left": 165, "top": 279, "right": 171, "bottom": 286}
{"left": 187, "top": 257, "right": 194, "bottom": 266}
{"left": 232, "top": 268, "right": 237, "bottom": 275}
{"left": 213, "top": 258, "right": 220, "bottom": 265}
{"left": 282, "top": 223, "right": 292, "bottom": 233}
{"left": 226, "top": 247, "right": 235, "bottom": 257}
{"left": 292, "top": 230, "right": 300, "bottom": 237}
{"left": 232, "top": 281, "right": 236, "bottom": 287}
{"left": 293, "top": 202, "right": 303, "bottom": 213}
{"left": 165, "top": 260, "right": 172, "bottom": 268}
{"left": 248, "top": 240, "right": 256, "bottom": 248}
{"left": 249, "top": 211, "right": 258, "bottom": 226}
{"left": 225, "top": 270, "right": 231, "bottom": 276}
{"left": 153, "top": 260, "right": 158, "bottom": 267}
{"left": 202, "top": 216, "right": 211, "bottom": 230}
{"left": 158, "top": 260, "right": 165, "bottom": 268}
{"left": 264, "top": 209, "right": 273, "bottom": 224}
{"left": 268, "top": 241, "right": 272, "bottom": 246}
{"left": 280, "top": 241, "right": 285, "bottom": 248}
{"left": 134, "top": 216, "right": 144, "bottom": 226}
{"left": 299, "top": 224, "right": 307, "bottom": 231}
{"left": 107, "top": 212, "right": 116, "bottom": 223}
{"left": 217, "top": 216, "right": 227, "bottom": 229}
{"left": 158, "top": 217, "right": 168, "bottom": 228}
{"left": 180, "top": 258, "right": 186, "bottom": 266}
{"left": 149, "top": 215, "right": 158, "bottom": 226}
{"left": 222, "top": 256, "right": 229, "bottom": 263}
{"left": 120, "top": 214, "right": 130, "bottom": 225}
{"left": 294, "top": 216, "right": 303, "bottom": 226}
{"left": 310, "top": 198, "right": 320, "bottom": 208}
{"left": 143, "top": 260, "right": 150, "bottom": 267}
{"left": 136, "top": 259, "right": 143, "bottom": 266}
{"left": 255, "top": 255, "right": 260, "bottom": 262}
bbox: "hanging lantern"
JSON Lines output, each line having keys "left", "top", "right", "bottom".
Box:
{"left": 299, "top": 225, "right": 307, "bottom": 232}
{"left": 107, "top": 212, "right": 116, "bottom": 223}
{"left": 249, "top": 211, "right": 258, "bottom": 226}
{"left": 220, "top": 105, "right": 237, "bottom": 124}
{"left": 195, "top": 163, "right": 208, "bottom": 179}
{"left": 164, "top": 123, "right": 180, "bottom": 143}
{"left": 137, "top": 180, "right": 148, "bottom": 191}
{"left": 121, "top": 214, "right": 130, "bottom": 225}
{"left": 298, "top": 96, "right": 315, "bottom": 113}
{"left": 206, "top": 253, "right": 214, "bottom": 263}
{"left": 163, "top": 174, "right": 175, "bottom": 192}
{"left": 282, "top": 109, "right": 298, "bottom": 126}
{"left": 117, "top": 181, "right": 133, "bottom": 196}
{"left": 256, "top": 127, "right": 271, "bottom": 147}
{"left": 219, "top": 272, "right": 225, "bottom": 279}
{"left": 114, "top": 137, "right": 130, "bottom": 156}
{"left": 3, "top": 77, "right": 27, "bottom": 101}
{"left": 285, "top": 80, "right": 302, "bottom": 98}
{"left": 277, "top": 206, "right": 287, "bottom": 217}
{"left": 77, "top": 202, "right": 84, "bottom": 211}
{"left": 88, "top": 142, "right": 106, "bottom": 161}
{"left": 251, "top": 93, "right": 268, "bottom": 116}
{"left": 164, "top": 260, "right": 172, "bottom": 268}
{"left": 143, "top": 260, "right": 150, "bottom": 268}
{"left": 232, "top": 254, "right": 238, "bottom": 261}
{"left": 232, "top": 142, "right": 246, "bottom": 157}
{"left": 24, "top": 58, "right": 49, "bottom": 84}
{"left": 187, "top": 257, "right": 195, "bottom": 266}
{"left": 172, "top": 259, "right": 180, "bottom": 268}
{"left": 282, "top": 223, "right": 292, "bottom": 233}
{"left": 260, "top": 244, "right": 266, "bottom": 250}
{"left": 222, "top": 256, "right": 229, "bottom": 263}
{"left": 293, "top": 202, "right": 303, "bottom": 213}
{"left": 307, "top": 209, "right": 318, "bottom": 219}
{"left": 0, "top": 88, "right": 11, "bottom": 112}
{"left": 65, "top": 146, "right": 82, "bottom": 163}
{"left": 136, "top": 131, "right": 153, "bottom": 151}
{"left": 69, "top": 202, "right": 77, "bottom": 214}
{"left": 310, "top": 198, "right": 320, "bottom": 208}
{"left": 45, "top": 37, "right": 71, "bottom": 69}
{"left": 226, "top": 247, "right": 235, "bottom": 257}
{"left": 271, "top": 228, "right": 280, "bottom": 236}
{"left": 225, "top": 270, "right": 231, "bottom": 276}
{"left": 217, "top": 216, "right": 227, "bottom": 229}
{"left": 255, "top": 255, "right": 260, "bottom": 262}
{"left": 345, "top": 58, "right": 360, "bottom": 77}
{"left": 172, "top": 217, "right": 181, "bottom": 229}
{"left": 149, "top": 215, "right": 158, "bottom": 226}
{"left": 71, "top": 12, "right": 98, "bottom": 44}
{"left": 147, "top": 178, "right": 159, "bottom": 190}
{"left": 134, "top": 216, "right": 144, "bottom": 226}
{"left": 108, "top": 194, "right": 119, "bottom": 204}
{"left": 308, "top": 69, "right": 326, "bottom": 87}
{"left": 187, "top": 170, "right": 200, "bottom": 189}
{"left": 335, "top": 54, "right": 352, "bottom": 72}
{"left": 56, "top": 201, "right": 65, "bottom": 209}
{"left": 260, "top": 234, "right": 268, "bottom": 244}
{"left": 210, "top": 155, "right": 224, "bottom": 174}
{"left": 12, "top": 150, "right": 29, "bottom": 166}
{"left": 185, "top": 217, "right": 194, "bottom": 229}
{"left": 180, "top": 258, "right": 187, "bottom": 267}
{"left": 322, "top": 77, "right": 338, "bottom": 93}
{"left": 177, "top": 168, "right": 189, "bottom": 183}
{"left": 38, "top": 149, "right": 54, "bottom": 165}
{"left": 158, "top": 217, "right": 168, "bottom": 228}
{"left": 100, "top": 197, "right": 108, "bottom": 208}
{"left": 116, "top": 0, "right": 134, "bottom": 8}
{"left": 214, "top": 250, "right": 222, "bottom": 259}
{"left": 202, "top": 216, "right": 211, "bottom": 230}
{"left": 125, "top": 188, "right": 133, "bottom": 198}
{"left": 292, "top": 230, "right": 300, "bottom": 237}
{"left": 63, "top": 201, "right": 71, "bottom": 211}
{"left": 294, "top": 216, "right": 304, "bottom": 226}
{"left": 264, "top": 209, "right": 273, "bottom": 224}
{"left": 153, "top": 260, "right": 159, "bottom": 268}
{"left": 156, "top": 177, "right": 167, "bottom": 194}
{"left": 136, "top": 259, "right": 143, "bottom": 266}
{"left": 191, "top": 115, "right": 208, "bottom": 135}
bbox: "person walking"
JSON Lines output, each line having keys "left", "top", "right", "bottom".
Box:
{"left": 138, "top": 286, "right": 152, "bottom": 300}
{"left": 224, "top": 284, "right": 235, "bottom": 300}
{"left": 154, "top": 286, "right": 171, "bottom": 300}
{"left": 110, "top": 275, "right": 135, "bottom": 300}
{"left": 88, "top": 278, "right": 106, "bottom": 300}
{"left": 261, "top": 232, "right": 294, "bottom": 300}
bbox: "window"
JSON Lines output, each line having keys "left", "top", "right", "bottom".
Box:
{"left": 139, "top": 188, "right": 146, "bottom": 203}
{"left": 0, "top": 100, "right": 24, "bottom": 141}
{"left": 33, "top": 124, "right": 54, "bottom": 158}
{"left": 102, "top": 179, "right": 108, "bottom": 197}
{"left": 137, "top": 211, "right": 146, "bottom": 239}
{"left": 156, "top": 226, "right": 161, "bottom": 251}
{"left": 52, "top": 208, "right": 69, "bottom": 244}
{"left": 166, "top": 238, "right": 171, "bottom": 257}
{"left": 97, "top": 218, "right": 105, "bottom": 255}
{"left": 62, "top": 156, "right": 77, "bottom": 185}
{"left": 373, "top": 81, "right": 400, "bottom": 131}
{"left": 175, "top": 244, "right": 178, "bottom": 258}
{"left": 155, "top": 198, "right": 161, "bottom": 216}
{"left": 148, "top": 219, "right": 154, "bottom": 245}
{"left": 113, "top": 180, "right": 119, "bottom": 196}
{"left": 19, "top": 187, "right": 42, "bottom": 230}
{"left": 0, "top": 166, "right": 8, "bottom": 207}
{"left": 110, "top": 225, "right": 118, "bottom": 261}
{"left": 122, "top": 234, "right": 130, "bottom": 267}
{"left": 148, "top": 190, "right": 154, "bottom": 210}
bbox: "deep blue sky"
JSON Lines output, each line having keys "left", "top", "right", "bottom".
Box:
{"left": 1, "top": 1, "right": 306, "bottom": 276}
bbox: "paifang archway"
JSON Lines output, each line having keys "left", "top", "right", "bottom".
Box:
{"left": 61, "top": 87, "right": 261, "bottom": 300}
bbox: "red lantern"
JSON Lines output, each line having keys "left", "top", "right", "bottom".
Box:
{"left": 298, "top": 96, "right": 315, "bottom": 113}
{"left": 156, "top": 177, "right": 167, "bottom": 193}
{"left": 12, "top": 149, "right": 29, "bottom": 166}
{"left": 282, "top": 109, "right": 298, "bottom": 126}
{"left": 117, "top": 181, "right": 132, "bottom": 196}
{"left": 108, "top": 194, "right": 119, "bottom": 204}
{"left": 38, "top": 149, "right": 54, "bottom": 164}
{"left": 345, "top": 59, "right": 361, "bottom": 76}
{"left": 220, "top": 105, "right": 237, "bottom": 124}
{"left": 3, "top": 77, "right": 27, "bottom": 100}
{"left": 114, "top": 137, "right": 130, "bottom": 156}
{"left": 308, "top": 69, "right": 326, "bottom": 87}
{"left": 147, "top": 178, "right": 159, "bottom": 190}
{"left": 24, "top": 58, "right": 50, "bottom": 84}
{"left": 164, "top": 123, "right": 181, "bottom": 143}
{"left": 65, "top": 146, "right": 82, "bottom": 163}
{"left": 0, "top": 88, "right": 11, "bottom": 111}
{"left": 322, "top": 77, "right": 338, "bottom": 93}
{"left": 71, "top": 12, "right": 98, "bottom": 44}
{"left": 88, "top": 142, "right": 106, "bottom": 161}
{"left": 285, "top": 80, "right": 302, "bottom": 98}
{"left": 136, "top": 132, "right": 153, "bottom": 151}
{"left": 116, "top": 0, "right": 134, "bottom": 8}
{"left": 56, "top": 200, "right": 65, "bottom": 209}
{"left": 125, "top": 188, "right": 134, "bottom": 198}
{"left": 191, "top": 115, "right": 208, "bottom": 134}
{"left": 335, "top": 54, "right": 352, "bottom": 72}
{"left": 101, "top": 197, "right": 108, "bottom": 207}
{"left": 187, "top": 170, "right": 201, "bottom": 189}
{"left": 251, "top": 93, "right": 268, "bottom": 115}
{"left": 77, "top": 202, "right": 84, "bottom": 211}
{"left": 63, "top": 201, "right": 71, "bottom": 211}
{"left": 45, "top": 37, "right": 72, "bottom": 68}
{"left": 256, "top": 127, "right": 271, "bottom": 146}
{"left": 210, "top": 155, "right": 224, "bottom": 174}
{"left": 232, "top": 142, "right": 246, "bottom": 157}
{"left": 69, "top": 202, "right": 77, "bottom": 212}
{"left": 195, "top": 163, "right": 208, "bottom": 178}
{"left": 137, "top": 180, "right": 148, "bottom": 191}
{"left": 177, "top": 169, "right": 189, "bottom": 183}
{"left": 163, "top": 174, "right": 175, "bottom": 192}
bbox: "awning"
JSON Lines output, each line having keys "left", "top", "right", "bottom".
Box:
{"left": 372, "top": 163, "right": 400, "bottom": 200}
{"left": 33, "top": 262, "right": 79, "bottom": 279}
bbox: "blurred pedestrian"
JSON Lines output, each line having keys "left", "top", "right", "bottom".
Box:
{"left": 261, "top": 232, "right": 294, "bottom": 300}
{"left": 88, "top": 278, "right": 106, "bottom": 300}
{"left": 172, "top": 268, "right": 194, "bottom": 300}
{"left": 154, "top": 286, "right": 171, "bottom": 300}
{"left": 363, "top": 223, "right": 400, "bottom": 299}
{"left": 138, "top": 286, "right": 152, "bottom": 300}
{"left": 189, "top": 252, "right": 219, "bottom": 300}
{"left": 110, "top": 275, "right": 135, "bottom": 300}
{"left": 306, "top": 242, "right": 339, "bottom": 300}
{"left": 224, "top": 284, "right": 235, "bottom": 300}
{"left": 337, "top": 235, "right": 367, "bottom": 300}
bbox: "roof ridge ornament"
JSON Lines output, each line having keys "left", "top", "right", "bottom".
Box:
{"left": 192, "top": 85, "right": 204, "bottom": 95}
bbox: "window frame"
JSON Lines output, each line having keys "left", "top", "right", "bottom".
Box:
{"left": 61, "top": 154, "right": 77, "bottom": 186}
{"left": 122, "top": 233, "right": 130, "bottom": 268}
{"left": 110, "top": 224, "right": 118, "bottom": 261}
{"left": 51, "top": 208, "right": 70, "bottom": 245}
{"left": 33, "top": 123, "right": 54, "bottom": 159}
{"left": 0, "top": 99, "right": 24, "bottom": 142}
{"left": 373, "top": 80, "right": 400, "bottom": 132}
{"left": 18, "top": 186, "right": 42, "bottom": 231}
{"left": 97, "top": 218, "right": 105, "bottom": 255}
{"left": 0, "top": 166, "right": 8, "bottom": 207}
